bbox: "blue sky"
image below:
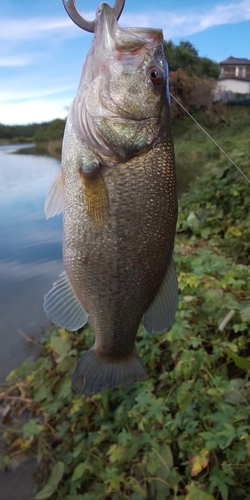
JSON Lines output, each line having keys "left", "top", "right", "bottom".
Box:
{"left": 1, "top": 0, "right": 250, "bottom": 125}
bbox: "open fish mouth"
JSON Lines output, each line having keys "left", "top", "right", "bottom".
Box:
{"left": 95, "top": 3, "right": 163, "bottom": 58}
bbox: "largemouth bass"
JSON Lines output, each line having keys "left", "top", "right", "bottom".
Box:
{"left": 44, "top": 1, "right": 178, "bottom": 396}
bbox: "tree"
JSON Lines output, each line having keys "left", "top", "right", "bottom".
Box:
{"left": 175, "top": 44, "right": 200, "bottom": 75}
{"left": 179, "top": 41, "right": 199, "bottom": 57}
{"left": 200, "top": 57, "right": 220, "bottom": 79}
{"left": 34, "top": 119, "right": 65, "bottom": 143}
{"left": 163, "top": 40, "right": 220, "bottom": 79}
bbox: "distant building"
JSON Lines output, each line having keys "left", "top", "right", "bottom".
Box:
{"left": 217, "top": 56, "right": 250, "bottom": 96}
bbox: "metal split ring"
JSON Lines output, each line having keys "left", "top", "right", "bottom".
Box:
{"left": 62, "top": 0, "right": 125, "bottom": 32}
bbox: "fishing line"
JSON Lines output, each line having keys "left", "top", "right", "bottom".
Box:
{"left": 170, "top": 93, "right": 250, "bottom": 184}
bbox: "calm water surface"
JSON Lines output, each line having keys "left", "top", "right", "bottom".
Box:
{"left": 0, "top": 145, "right": 63, "bottom": 383}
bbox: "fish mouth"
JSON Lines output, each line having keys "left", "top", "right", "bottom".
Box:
{"left": 95, "top": 3, "right": 163, "bottom": 63}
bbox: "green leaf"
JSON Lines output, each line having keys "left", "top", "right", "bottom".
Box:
{"left": 56, "top": 422, "right": 70, "bottom": 438}
{"left": 56, "top": 355, "right": 76, "bottom": 372}
{"left": 71, "top": 462, "right": 87, "bottom": 481}
{"left": 22, "top": 419, "right": 43, "bottom": 439}
{"left": 34, "top": 386, "right": 50, "bottom": 402}
{"left": 223, "top": 379, "right": 245, "bottom": 405}
{"left": 186, "top": 483, "right": 214, "bottom": 500}
{"left": 201, "top": 227, "right": 211, "bottom": 239}
{"left": 65, "top": 497, "right": 85, "bottom": 500}
{"left": 187, "top": 211, "right": 200, "bottom": 228}
{"left": 217, "top": 423, "right": 236, "bottom": 448}
{"left": 130, "top": 493, "right": 145, "bottom": 500}
{"left": 241, "top": 306, "right": 250, "bottom": 323}
{"left": 177, "top": 381, "right": 193, "bottom": 410}
{"left": 35, "top": 485, "right": 55, "bottom": 500}
{"left": 148, "top": 445, "right": 173, "bottom": 500}
{"left": 64, "top": 496, "right": 85, "bottom": 500}
{"left": 50, "top": 336, "right": 71, "bottom": 356}
{"left": 209, "top": 471, "right": 232, "bottom": 500}
{"left": 57, "top": 381, "right": 72, "bottom": 399}
{"left": 35, "top": 462, "right": 65, "bottom": 499}
{"left": 218, "top": 480, "right": 228, "bottom": 500}
{"left": 224, "top": 348, "right": 250, "bottom": 370}
{"left": 107, "top": 444, "right": 124, "bottom": 463}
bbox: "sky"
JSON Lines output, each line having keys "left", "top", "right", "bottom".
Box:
{"left": 1, "top": 0, "right": 250, "bottom": 125}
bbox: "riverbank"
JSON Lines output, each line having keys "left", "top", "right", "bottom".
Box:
{"left": 0, "top": 112, "right": 250, "bottom": 499}
{"left": 15, "top": 140, "right": 62, "bottom": 161}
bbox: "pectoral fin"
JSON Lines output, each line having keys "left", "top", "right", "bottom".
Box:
{"left": 44, "top": 271, "right": 88, "bottom": 331}
{"left": 44, "top": 170, "right": 64, "bottom": 219}
{"left": 80, "top": 167, "right": 109, "bottom": 229}
{"left": 142, "top": 258, "right": 178, "bottom": 334}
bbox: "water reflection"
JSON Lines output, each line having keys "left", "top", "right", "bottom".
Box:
{"left": 0, "top": 145, "right": 63, "bottom": 382}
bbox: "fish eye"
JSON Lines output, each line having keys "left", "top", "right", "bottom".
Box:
{"left": 149, "top": 67, "right": 163, "bottom": 85}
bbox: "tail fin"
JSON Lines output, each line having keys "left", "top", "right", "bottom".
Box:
{"left": 72, "top": 347, "right": 147, "bottom": 396}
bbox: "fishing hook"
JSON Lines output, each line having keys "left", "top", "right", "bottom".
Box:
{"left": 62, "top": 0, "right": 125, "bottom": 32}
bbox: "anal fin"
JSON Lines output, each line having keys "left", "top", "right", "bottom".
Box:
{"left": 142, "top": 258, "right": 178, "bottom": 334}
{"left": 44, "top": 271, "right": 88, "bottom": 331}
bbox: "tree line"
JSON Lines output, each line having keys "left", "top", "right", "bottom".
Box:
{"left": 0, "top": 119, "right": 66, "bottom": 143}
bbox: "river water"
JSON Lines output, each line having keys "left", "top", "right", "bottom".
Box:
{"left": 0, "top": 145, "right": 64, "bottom": 499}
{"left": 0, "top": 144, "right": 63, "bottom": 384}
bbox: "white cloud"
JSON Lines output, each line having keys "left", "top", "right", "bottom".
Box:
{"left": 0, "top": 97, "right": 68, "bottom": 125}
{"left": 0, "top": 84, "right": 75, "bottom": 104}
{"left": 122, "top": 0, "right": 250, "bottom": 38}
{"left": 0, "top": 17, "right": 71, "bottom": 41}
{"left": 1, "top": 1, "right": 250, "bottom": 42}
{"left": 0, "top": 12, "right": 95, "bottom": 41}
{"left": 0, "top": 54, "right": 38, "bottom": 67}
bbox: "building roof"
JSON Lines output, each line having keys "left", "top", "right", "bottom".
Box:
{"left": 220, "top": 56, "right": 250, "bottom": 65}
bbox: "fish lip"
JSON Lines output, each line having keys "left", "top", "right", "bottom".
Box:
{"left": 95, "top": 3, "right": 163, "bottom": 53}
{"left": 94, "top": 3, "right": 117, "bottom": 47}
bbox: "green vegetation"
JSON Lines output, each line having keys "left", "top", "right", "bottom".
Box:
{"left": 164, "top": 40, "right": 220, "bottom": 79}
{"left": 0, "top": 119, "right": 65, "bottom": 144}
{"left": 0, "top": 122, "right": 40, "bottom": 143}
{"left": 0, "top": 107, "right": 250, "bottom": 499}
{"left": 33, "top": 119, "right": 65, "bottom": 143}
{"left": 0, "top": 119, "right": 65, "bottom": 159}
